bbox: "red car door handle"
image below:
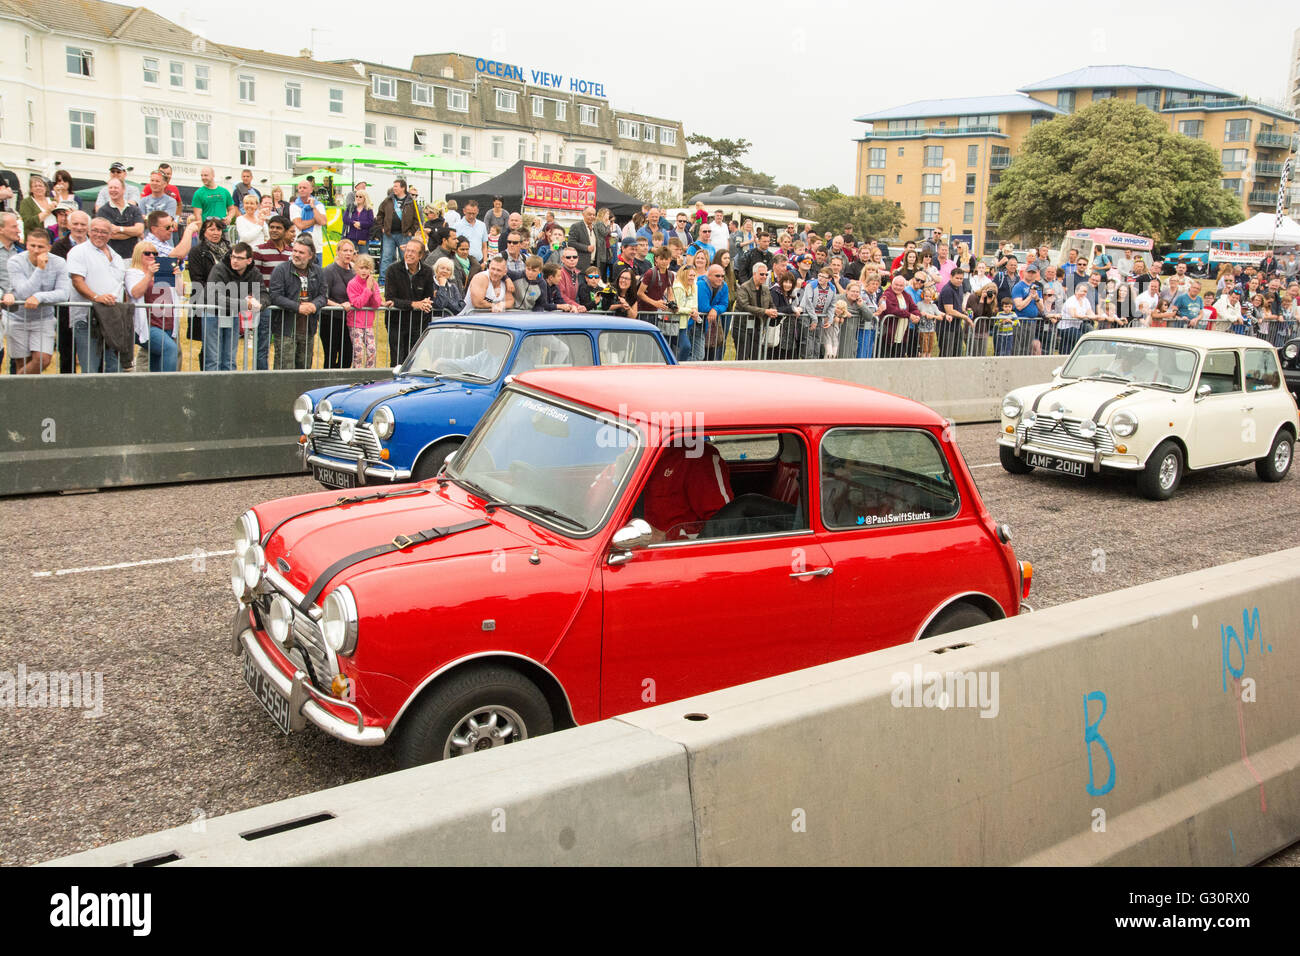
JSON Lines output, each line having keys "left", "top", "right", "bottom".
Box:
{"left": 790, "top": 567, "right": 833, "bottom": 578}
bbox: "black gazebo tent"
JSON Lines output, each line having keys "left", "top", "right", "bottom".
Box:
{"left": 446, "top": 161, "right": 643, "bottom": 219}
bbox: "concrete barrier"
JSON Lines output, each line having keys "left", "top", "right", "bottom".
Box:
{"left": 1, "top": 357, "right": 1057, "bottom": 497}
{"left": 49, "top": 549, "right": 1300, "bottom": 866}
{"left": 0, "top": 369, "right": 387, "bottom": 497}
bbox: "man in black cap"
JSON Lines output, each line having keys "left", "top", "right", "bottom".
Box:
{"left": 95, "top": 162, "right": 139, "bottom": 208}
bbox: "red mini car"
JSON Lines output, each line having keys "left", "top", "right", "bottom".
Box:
{"left": 231, "top": 367, "right": 1030, "bottom": 767}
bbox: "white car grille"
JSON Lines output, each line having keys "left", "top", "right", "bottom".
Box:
{"left": 1017, "top": 418, "right": 1116, "bottom": 455}
{"left": 311, "top": 416, "right": 382, "bottom": 461}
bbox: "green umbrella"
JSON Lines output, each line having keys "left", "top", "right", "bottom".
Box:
{"left": 74, "top": 180, "right": 143, "bottom": 202}
{"left": 278, "top": 169, "right": 353, "bottom": 189}
{"left": 297, "top": 145, "right": 410, "bottom": 167}
{"left": 402, "top": 154, "right": 486, "bottom": 201}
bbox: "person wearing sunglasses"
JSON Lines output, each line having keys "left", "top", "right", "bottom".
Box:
{"left": 553, "top": 247, "right": 585, "bottom": 311}
{"left": 502, "top": 231, "right": 528, "bottom": 281}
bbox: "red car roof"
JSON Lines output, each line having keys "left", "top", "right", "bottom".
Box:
{"left": 512, "top": 366, "right": 948, "bottom": 429}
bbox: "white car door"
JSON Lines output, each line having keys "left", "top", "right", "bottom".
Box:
{"left": 1188, "top": 349, "right": 1249, "bottom": 467}
{"left": 1243, "top": 347, "right": 1291, "bottom": 456}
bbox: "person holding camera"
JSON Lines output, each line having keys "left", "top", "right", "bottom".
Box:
{"left": 1011, "top": 263, "right": 1044, "bottom": 355}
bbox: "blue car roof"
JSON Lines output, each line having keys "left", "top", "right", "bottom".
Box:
{"left": 430, "top": 311, "right": 665, "bottom": 334}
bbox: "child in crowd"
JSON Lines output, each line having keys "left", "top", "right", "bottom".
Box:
{"left": 994, "top": 297, "right": 1019, "bottom": 356}
{"left": 825, "top": 299, "right": 848, "bottom": 359}
{"left": 514, "top": 256, "right": 547, "bottom": 311}
{"left": 346, "top": 254, "right": 387, "bottom": 368}
{"left": 917, "top": 285, "right": 941, "bottom": 357}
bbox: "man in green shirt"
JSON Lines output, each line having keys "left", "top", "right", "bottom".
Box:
{"left": 191, "top": 166, "right": 236, "bottom": 223}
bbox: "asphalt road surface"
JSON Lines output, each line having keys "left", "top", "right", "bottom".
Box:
{"left": 2, "top": 423, "right": 1297, "bottom": 865}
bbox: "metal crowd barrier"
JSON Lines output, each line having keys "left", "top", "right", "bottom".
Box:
{"left": 6, "top": 303, "right": 1295, "bottom": 375}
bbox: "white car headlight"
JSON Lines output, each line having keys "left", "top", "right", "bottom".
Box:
{"left": 1286, "top": 342, "right": 1299, "bottom": 362}
{"left": 268, "top": 594, "right": 294, "bottom": 644}
{"left": 293, "top": 393, "right": 314, "bottom": 424}
{"left": 234, "top": 511, "right": 259, "bottom": 556}
{"left": 1111, "top": 411, "right": 1138, "bottom": 438}
{"left": 300, "top": 419, "right": 313, "bottom": 436}
{"left": 241, "top": 544, "right": 266, "bottom": 592}
{"left": 1077, "top": 419, "right": 1098, "bottom": 439}
{"left": 373, "top": 405, "right": 395, "bottom": 440}
{"left": 338, "top": 419, "right": 355, "bottom": 444}
{"left": 321, "top": 586, "right": 358, "bottom": 655}
{"left": 316, "top": 398, "right": 333, "bottom": 422}
{"left": 1002, "top": 395, "right": 1023, "bottom": 419}
{"left": 230, "top": 556, "right": 247, "bottom": 600}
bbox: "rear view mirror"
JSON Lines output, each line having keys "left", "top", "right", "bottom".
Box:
{"left": 1196, "top": 383, "right": 1212, "bottom": 401}
{"left": 608, "top": 519, "right": 652, "bottom": 565}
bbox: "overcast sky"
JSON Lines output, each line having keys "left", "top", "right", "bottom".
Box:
{"left": 149, "top": 0, "right": 1298, "bottom": 191}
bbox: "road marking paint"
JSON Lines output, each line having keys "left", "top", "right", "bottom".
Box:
{"left": 969, "top": 462, "right": 1001, "bottom": 469}
{"left": 32, "top": 549, "right": 236, "bottom": 578}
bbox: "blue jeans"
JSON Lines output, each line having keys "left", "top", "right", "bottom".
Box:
{"left": 147, "top": 327, "right": 179, "bottom": 371}
{"left": 73, "top": 317, "right": 121, "bottom": 373}
{"left": 255, "top": 311, "right": 271, "bottom": 370}
{"left": 691, "top": 318, "right": 724, "bottom": 361}
{"left": 676, "top": 323, "right": 693, "bottom": 362}
{"left": 203, "top": 316, "right": 238, "bottom": 371}
{"left": 1056, "top": 326, "right": 1082, "bottom": 355}
{"left": 380, "top": 234, "right": 407, "bottom": 282}
{"left": 994, "top": 331, "right": 1015, "bottom": 356}
{"left": 856, "top": 328, "right": 876, "bottom": 358}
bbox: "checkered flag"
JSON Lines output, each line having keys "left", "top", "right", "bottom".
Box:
{"left": 1279, "top": 156, "right": 1292, "bottom": 229}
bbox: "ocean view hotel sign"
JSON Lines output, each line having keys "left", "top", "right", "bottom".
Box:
{"left": 473, "top": 57, "right": 607, "bottom": 98}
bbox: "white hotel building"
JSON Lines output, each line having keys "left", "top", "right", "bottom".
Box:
{"left": 0, "top": 0, "right": 686, "bottom": 204}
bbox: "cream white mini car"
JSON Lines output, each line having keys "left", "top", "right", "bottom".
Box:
{"left": 998, "top": 329, "right": 1298, "bottom": 500}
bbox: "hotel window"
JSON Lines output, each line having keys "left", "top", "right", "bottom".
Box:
{"left": 866, "top": 175, "right": 884, "bottom": 196}
{"left": 660, "top": 127, "right": 676, "bottom": 146}
{"left": 1092, "top": 89, "right": 1115, "bottom": 100}
{"left": 580, "top": 105, "right": 598, "bottom": 125}
{"left": 144, "top": 116, "right": 159, "bottom": 155}
{"left": 496, "top": 89, "right": 517, "bottom": 111}
{"left": 1221, "top": 148, "right": 1248, "bottom": 171}
{"left": 66, "top": 46, "right": 93, "bottom": 77}
{"left": 923, "top": 146, "right": 943, "bottom": 167}
{"left": 618, "top": 119, "right": 639, "bottom": 139}
{"left": 920, "top": 202, "right": 939, "bottom": 223}
{"left": 868, "top": 147, "right": 885, "bottom": 168}
{"left": 555, "top": 101, "right": 566, "bottom": 121}
{"left": 964, "top": 202, "right": 974, "bottom": 223}
{"left": 384, "top": 125, "right": 397, "bottom": 149}
{"left": 1136, "top": 89, "right": 1160, "bottom": 110}
{"left": 195, "top": 123, "right": 209, "bottom": 160}
{"left": 329, "top": 88, "right": 343, "bottom": 114}
{"left": 644, "top": 124, "right": 656, "bottom": 143}
{"left": 284, "top": 134, "right": 301, "bottom": 170}
{"left": 23, "top": 34, "right": 31, "bottom": 66}
{"left": 239, "top": 74, "right": 255, "bottom": 102}
{"left": 195, "top": 65, "right": 210, "bottom": 92}
{"left": 658, "top": 163, "right": 667, "bottom": 180}
{"left": 412, "top": 84, "right": 432, "bottom": 105}
{"left": 170, "top": 120, "right": 184, "bottom": 157}
{"left": 1178, "top": 119, "right": 1203, "bottom": 138}
{"left": 448, "top": 89, "right": 469, "bottom": 112}
{"left": 238, "top": 129, "right": 255, "bottom": 166}
{"left": 285, "top": 81, "right": 301, "bottom": 109}
{"left": 364, "top": 123, "right": 376, "bottom": 145}
{"left": 169, "top": 61, "right": 183, "bottom": 88}
{"left": 329, "top": 139, "right": 343, "bottom": 150}
{"left": 573, "top": 148, "right": 587, "bottom": 166}
{"left": 460, "top": 135, "right": 472, "bottom": 157}
{"left": 143, "top": 57, "right": 159, "bottom": 84}
{"left": 619, "top": 157, "right": 629, "bottom": 173}
{"left": 25, "top": 99, "right": 33, "bottom": 141}
{"left": 1224, "top": 119, "right": 1251, "bottom": 142}
{"left": 542, "top": 145, "right": 552, "bottom": 163}
{"left": 413, "top": 130, "right": 428, "bottom": 150}
{"left": 371, "top": 74, "right": 396, "bottom": 99}
{"left": 922, "top": 173, "right": 941, "bottom": 195}
{"left": 1056, "top": 90, "right": 1075, "bottom": 112}
{"left": 442, "top": 133, "right": 453, "bottom": 156}
{"left": 599, "top": 150, "right": 607, "bottom": 171}
{"left": 69, "top": 110, "right": 95, "bottom": 149}
{"left": 897, "top": 146, "right": 904, "bottom": 157}
{"left": 967, "top": 144, "right": 978, "bottom": 166}
{"left": 958, "top": 114, "right": 996, "bottom": 128}
{"left": 532, "top": 96, "right": 544, "bottom": 117}
{"left": 491, "top": 135, "right": 504, "bottom": 160}
{"left": 886, "top": 119, "right": 922, "bottom": 131}
{"left": 518, "top": 138, "right": 527, "bottom": 160}
{"left": 1221, "top": 178, "right": 1243, "bottom": 197}
{"left": 896, "top": 174, "right": 902, "bottom": 184}
{"left": 669, "top": 163, "right": 677, "bottom": 180}
{"left": 966, "top": 173, "right": 976, "bottom": 195}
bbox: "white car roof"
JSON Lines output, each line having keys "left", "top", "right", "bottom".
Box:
{"left": 1079, "top": 328, "right": 1276, "bottom": 352}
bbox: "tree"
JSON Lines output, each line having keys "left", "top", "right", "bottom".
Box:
{"left": 612, "top": 161, "right": 678, "bottom": 210}
{"left": 683, "top": 133, "right": 776, "bottom": 197}
{"left": 987, "top": 98, "right": 1241, "bottom": 244}
{"left": 811, "top": 190, "right": 906, "bottom": 240}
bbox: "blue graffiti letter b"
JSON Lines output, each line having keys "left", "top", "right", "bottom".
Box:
{"left": 1084, "top": 691, "right": 1116, "bottom": 797}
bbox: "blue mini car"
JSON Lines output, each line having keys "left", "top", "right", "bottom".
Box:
{"left": 294, "top": 311, "right": 676, "bottom": 488}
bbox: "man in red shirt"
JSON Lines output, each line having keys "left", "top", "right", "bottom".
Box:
{"left": 141, "top": 162, "right": 183, "bottom": 218}
{"left": 642, "top": 443, "right": 733, "bottom": 540}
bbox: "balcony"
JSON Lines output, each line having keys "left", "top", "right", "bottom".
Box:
{"left": 1256, "top": 131, "right": 1295, "bottom": 148}
{"left": 1254, "top": 160, "right": 1285, "bottom": 178}
{"left": 865, "top": 124, "right": 1004, "bottom": 139}
{"left": 989, "top": 153, "right": 1012, "bottom": 169}
{"left": 1248, "top": 190, "right": 1278, "bottom": 206}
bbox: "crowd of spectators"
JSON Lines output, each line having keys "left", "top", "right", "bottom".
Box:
{"left": 2, "top": 164, "right": 1299, "bottom": 374}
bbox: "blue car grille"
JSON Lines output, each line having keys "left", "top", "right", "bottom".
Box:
{"left": 311, "top": 417, "right": 382, "bottom": 461}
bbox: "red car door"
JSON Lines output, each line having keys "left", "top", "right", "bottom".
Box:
{"left": 598, "top": 431, "right": 834, "bottom": 718}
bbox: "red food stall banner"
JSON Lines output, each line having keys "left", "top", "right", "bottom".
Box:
{"left": 523, "top": 166, "right": 597, "bottom": 211}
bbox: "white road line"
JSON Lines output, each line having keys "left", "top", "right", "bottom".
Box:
{"left": 33, "top": 549, "right": 235, "bottom": 578}
{"left": 969, "top": 463, "right": 1001, "bottom": 469}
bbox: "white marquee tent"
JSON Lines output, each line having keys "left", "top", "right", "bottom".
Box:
{"left": 1210, "top": 213, "right": 1300, "bottom": 246}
